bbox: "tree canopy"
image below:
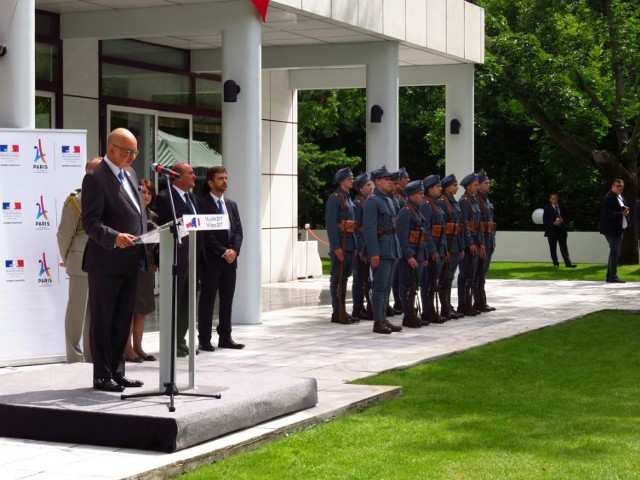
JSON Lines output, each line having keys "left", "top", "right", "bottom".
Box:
{"left": 478, "top": 0, "right": 640, "bottom": 261}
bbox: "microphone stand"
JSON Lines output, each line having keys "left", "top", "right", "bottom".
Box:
{"left": 122, "top": 170, "right": 220, "bottom": 412}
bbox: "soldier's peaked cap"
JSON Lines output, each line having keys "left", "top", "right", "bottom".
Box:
{"left": 334, "top": 167, "right": 353, "bottom": 183}
{"left": 460, "top": 173, "right": 478, "bottom": 187}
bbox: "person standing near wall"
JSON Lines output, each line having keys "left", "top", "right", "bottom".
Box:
{"left": 325, "top": 167, "right": 358, "bottom": 325}
{"left": 475, "top": 172, "right": 498, "bottom": 311}
{"left": 351, "top": 173, "right": 373, "bottom": 320}
{"left": 543, "top": 192, "right": 576, "bottom": 269}
{"left": 363, "top": 166, "right": 403, "bottom": 334}
{"left": 57, "top": 157, "right": 101, "bottom": 363}
{"left": 599, "top": 179, "right": 629, "bottom": 283}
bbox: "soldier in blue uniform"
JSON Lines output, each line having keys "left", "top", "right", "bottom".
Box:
{"left": 457, "top": 173, "right": 485, "bottom": 316}
{"left": 325, "top": 167, "right": 358, "bottom": 324}
{"left": 389, "top": 167, "right": 410, "bottom": 315}
{"left": 396, "top": 180, "right": 428, "bottom": 328}
{"left": 439, "top": 174, "right": 465, "bottom": 319}
{"left": 351, "top": 172, "right": 373, "bottom": 320}
{"left": 363, "top": 166, "right": 403, "bottom": 334}
{"left": 475, "top": 171, "right": 497, "bottom": 312}
{"left": 419, "top": 175, "right": 448, "bottom": 324}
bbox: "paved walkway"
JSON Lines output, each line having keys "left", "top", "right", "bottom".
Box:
{"left": 0, "top": 278, "right": 636, "bottom": 479}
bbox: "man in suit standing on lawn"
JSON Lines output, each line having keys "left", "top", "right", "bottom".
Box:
{"left": 82, "top": 128, "right": 147, "bottom": 392}
{"left": 198, "top": 166, "right": 245, "bottom": 350}
{"left": 599, "top": 179, "right": 629, "bottom": 283}
{"left": 543, "top": 192, "right": 576, "bottom": 269}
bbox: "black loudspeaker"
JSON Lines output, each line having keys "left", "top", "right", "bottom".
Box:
{"left": 370, "top": 105, "right": 384, "bottom": 123}
{"left": 223, "top": 80, "right": 241, "bottom": 102}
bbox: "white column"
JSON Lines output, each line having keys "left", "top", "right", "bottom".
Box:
{"left": 222, "top": 6, "right": 262, "bottom": 325}
{"left": 445, "top": 64, "right": 475, "bottom": 176}
{"left": 0, "top": 0, "right": 35, "bottom": 128}
{"left": 366, "top": 42, "right": 399, "bottom": 172}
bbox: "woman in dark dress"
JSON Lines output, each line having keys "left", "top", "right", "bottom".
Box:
{"left": 125, "top": 179, "right": 158, "bottom": 362}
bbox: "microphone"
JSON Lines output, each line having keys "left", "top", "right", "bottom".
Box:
{"left": 151, "top": 163, "right": 181, "bottom": 179}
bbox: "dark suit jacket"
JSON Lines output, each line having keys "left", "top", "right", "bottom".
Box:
{"left": 198, "top": 194, "right": 243, "bottom": 264}
{"left": 599, "top": 190, "right": 626, "bottom": 238}
{"left": 154, "top": 185, "right": 202, "bottom": 269}
{"left": 543, "top": 204, "right": 569, "bottom": 239}
{"left": 81, "top": 160, "right": 146, "bottom": 276}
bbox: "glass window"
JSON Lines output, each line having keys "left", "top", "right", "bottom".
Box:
{"left": 35, "top": 95, "right": 54, "bottom": 128}
{"left": 195, "top": 77, "right": 222, "bottom": 110}
{"left": 102, "top": 63, "right": 191, "bottom": 106}
{"left": 102, "top": 39, "right": 188, "bottom": 70}
{"left": 35, "top": 42, "right": 58, "bottom": 83}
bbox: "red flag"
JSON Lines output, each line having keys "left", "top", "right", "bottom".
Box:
{"left": 251, "top": 0, "right": 269, "bottom": 22}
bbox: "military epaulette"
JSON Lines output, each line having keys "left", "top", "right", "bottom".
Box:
{"left": 64, "top": 189, "right": 82, "bottom": 216}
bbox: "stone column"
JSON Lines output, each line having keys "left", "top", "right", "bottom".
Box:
{"left": 222, "top": 5, "right": 262, "bottom": 325}
{"left": 366, "top": 42, "right": 399, "bottom": 172}
{"left": 0, "top": 0, "right": 35, "bottom": 128}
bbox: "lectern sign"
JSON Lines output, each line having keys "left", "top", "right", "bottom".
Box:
{"left": 183, "top": 214, "right": 229, "bottom": 231}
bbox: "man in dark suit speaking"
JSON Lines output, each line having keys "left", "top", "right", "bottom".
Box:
{"left": 82, "top": 128, "right": 147, "bottom": 392}
{"left": 154, "top": 162, "right": 200, "bottom": 357}
{"left": 543, "top": 192, "right": 576, "bottom": 268}
{"left": 198, "top": 166, "right": 245, "bottom": 350}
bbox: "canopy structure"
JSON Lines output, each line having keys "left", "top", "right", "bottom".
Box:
{"left": 156, "top": 130, "right": 222, "bottom": 169}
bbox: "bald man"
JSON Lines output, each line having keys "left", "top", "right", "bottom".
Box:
{"left": 82, "top": 128, "right": 147, "bottom": 392}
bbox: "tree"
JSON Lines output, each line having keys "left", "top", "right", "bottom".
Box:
{"left": 477, "top": 0, "right": 640, "bottom": 262}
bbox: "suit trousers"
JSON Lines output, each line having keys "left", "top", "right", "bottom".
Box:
{"left": 88, "top": 271, "right": 137, "bottom": 380}
{"left": 547, "top": 235, "right": 570, "bottom": 265}
{"left": 198, "top": 259, "right": 237, "bottom": 344}
{"left": 65, "top": 274, "right": 91, "bottom": 363}
{"left": 605, "top": 234, "right": 623, "bottom": 281}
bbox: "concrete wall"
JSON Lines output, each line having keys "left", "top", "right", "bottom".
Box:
{"left": 261, "top": 70, "right": 299, "bottom": 283}
{"left": 302, "top": 230, "right": 609, "bottom": 264}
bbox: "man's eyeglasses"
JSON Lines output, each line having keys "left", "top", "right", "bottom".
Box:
{"left": 113, "top": 144, "right": 139, "bottom": 158}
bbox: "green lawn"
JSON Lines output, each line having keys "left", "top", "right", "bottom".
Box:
{"left": 321, "top": 259, "right": 640, "bottom": 281}
{"left": 178, "top": 310, "right": 640, "bottom": 480}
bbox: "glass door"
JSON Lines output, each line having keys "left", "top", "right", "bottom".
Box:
{"left": 107, "top": 106, "right": 192, "bottom": 184}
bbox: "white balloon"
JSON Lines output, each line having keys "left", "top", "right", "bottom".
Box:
{"left": 531, "top": 208, "right": 544, "bottom": 225}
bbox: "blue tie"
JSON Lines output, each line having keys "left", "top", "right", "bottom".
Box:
{"left": 184, "top": 193, "right": 195, "bottom": 214}
{"left": 118, "top": 170, "right": 124, "bottom": 182}
{"left": 218, "top": 199, "right": 231, "bottom": 241}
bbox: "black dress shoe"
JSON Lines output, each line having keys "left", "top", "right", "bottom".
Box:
{"left": 373, "top": 322, "right": 392, "bottom": 334}
{"left": 606, "top": 278, "right": 626, "bottom": 283}
{"left": 218, "top": 338, "right": 245, "bottom": 349}
{"left": 384, "top": 320, "right": 402, "bottom": 332}
{"left": 386, "top": 305, "right": 395, "bottom": 316}
{"left": 114, "top": 376, "right": 144, "bottom": 388}
{"left": 93, "top": 378, "right": 125, "bottom": 392}
{"left": 199, "top": 343, "right": 215, "bottom": 352}
{"left": 566, "top": 263, "right": 577, "bottom": 268}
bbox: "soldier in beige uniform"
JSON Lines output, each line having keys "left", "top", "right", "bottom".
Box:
{"left": 57, "top": 157, "right": 101, "bottom": 363}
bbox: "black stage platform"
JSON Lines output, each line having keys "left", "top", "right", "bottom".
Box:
{"left": 0, "top": 363, "right": 317, "bottom": 452}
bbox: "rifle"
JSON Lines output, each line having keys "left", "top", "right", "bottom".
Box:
{"left": 336, "top": 224, "right": 351, "bottom": 324}
{"left": 362, "top": 259, "right": 374, "bottom": 319}
{"left": 438, "top": 253, "right": 451, "bottom": 319}
{"left": 403, "top": 266, "right": 420, "bottom": 328}
{"left": 403, "top": 211, "right": 423, "bottom": 328}
{"left": 475, "top": 254, "right": 486, "bottom": 311}
{"left": 464, "top": 249, "right": 477, "bottom": 317}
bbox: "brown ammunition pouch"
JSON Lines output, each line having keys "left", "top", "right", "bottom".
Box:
{"left": 481, "top": 221, "right": 497, "bottom": 233}
{"left": 337, "top": 219, "right": 358, "bottom": 233}
{"left": 444, "top": 223, "right": 456, "bottom": 235}
{"left": 431, "top": 224, "right": 443, "bottom": 238}
{"left": 409, "top": 230, "right": 426, "bottom": 244}
{"left": 377, "top": 226, "right": 396, "bottom": 236}
{"left": 468, "top": 221, "right": 476, "bottom": 233}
